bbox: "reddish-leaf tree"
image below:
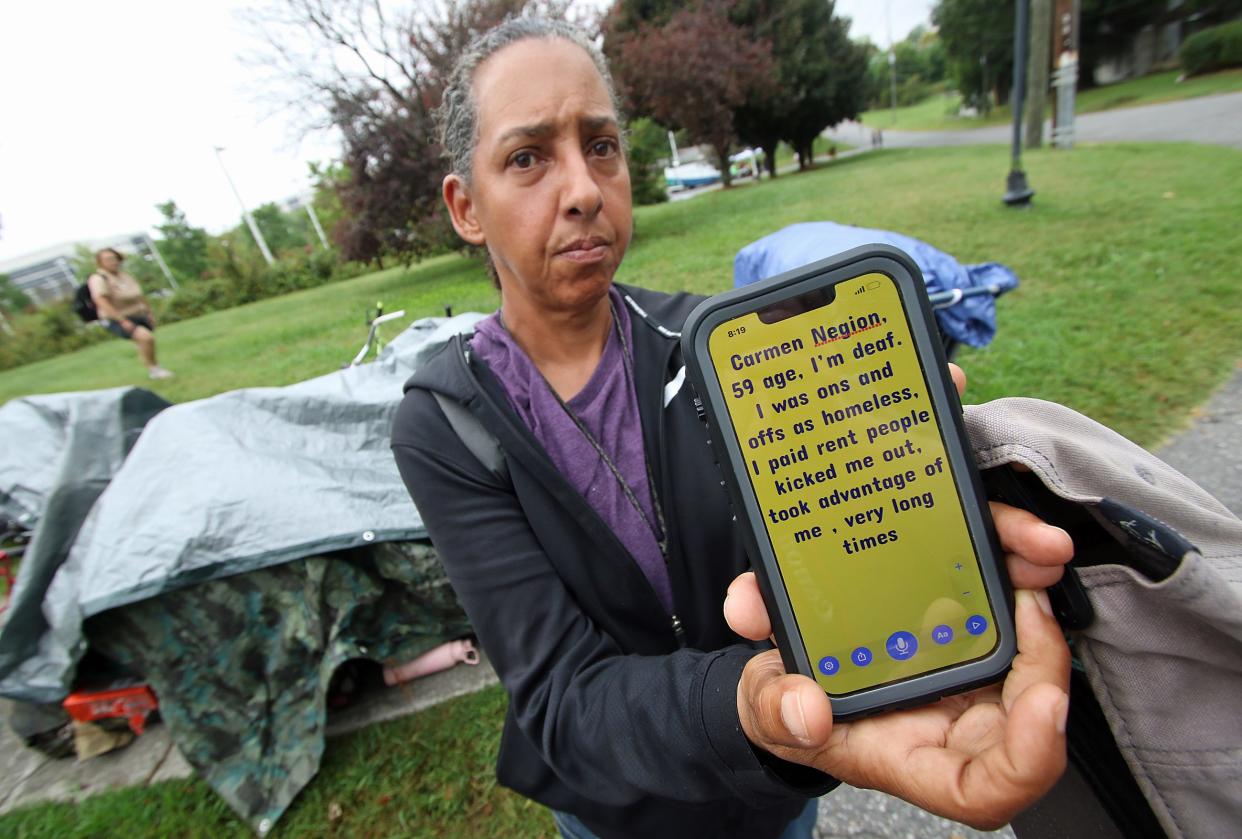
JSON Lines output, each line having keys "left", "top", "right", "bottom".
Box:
{"left": 242, "top": 0, "right": 555, "bottom": 265}
{"left": 613, "top": 1, "right": 776, "bottom": 187}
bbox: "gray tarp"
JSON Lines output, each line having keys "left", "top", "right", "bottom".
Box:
{"left": 0, "top": 388, "right": 170, "bottom": 700}
{"left": 0, "top": 313, "right": 483, "bottom": 703}
{"left": 0, "top": 388, "right": 167, "bottom": 528}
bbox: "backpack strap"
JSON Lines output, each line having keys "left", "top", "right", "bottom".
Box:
{"left": 431, "top": 391, "right": 508, "bottom": 483}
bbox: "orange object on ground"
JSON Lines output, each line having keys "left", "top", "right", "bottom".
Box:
{"left": 63, "top": 685, "right": 159, "bottom": 735}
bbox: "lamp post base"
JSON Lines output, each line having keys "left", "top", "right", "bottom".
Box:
{"left": 1003, "top": 169, "right": 1035, "bottom": 206}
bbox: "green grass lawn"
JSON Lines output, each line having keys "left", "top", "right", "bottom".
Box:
{"left": 0, "top": 255, "right": 498, "bottom": 406}
{"left": 860, "top": 67, "right": 1242, "bottom": 132}
{"left": 2, "top": 141, "right": 1240, "bottom": 836}
{"left": 7, "top": 143, "right": 1239, "bottom": 447}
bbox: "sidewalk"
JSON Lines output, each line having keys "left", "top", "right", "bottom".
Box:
{"left": 824, "top": 91, "right": 1242, "bottom": 151}
{"left": 0, "top": 653, "right": 498, "bottom": 816}
{"left": 3, "top": 368, "right": 1238, "bottom": 832}
{"left": 1153, "top": 362, "right": 1242, "bottom": 516}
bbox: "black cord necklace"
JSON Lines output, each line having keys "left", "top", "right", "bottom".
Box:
{"left": 502, "top": 302, "right": 670, "bottom": 562}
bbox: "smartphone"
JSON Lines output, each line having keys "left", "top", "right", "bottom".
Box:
{"left": 683, "top": 245, "right": 1015, "bottom": 718}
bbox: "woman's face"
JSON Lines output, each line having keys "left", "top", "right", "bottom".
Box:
{"left": 98, "top": 250, "right": 121, "bottom": 272}
{"left": 444, "top": 38, "right": 632, "bottom": 317}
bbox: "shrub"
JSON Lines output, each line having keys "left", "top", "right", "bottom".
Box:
{"left": 1180, "top": 21, "right": 1242, "bottom": 77}
{"left": 626, "top": 117, "right": 670, "bottom": 206}
{"left": 0, "top": 301, "right": 109, "bottom": 371}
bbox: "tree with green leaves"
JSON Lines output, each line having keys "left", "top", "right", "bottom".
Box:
{"left": 154, "top": 200, "right": 211, "bottom": 282}
{"left": 250, "top": 202, "right": 307, "bottom": 256}
{"left": 732, "top": 0, "right": 867, "bottom": 173}
{"left": 865, "top": 27, "right": 949, "bottom": 110}
{"left": 933, "top": 0, "right": 1014, "bottom": 111}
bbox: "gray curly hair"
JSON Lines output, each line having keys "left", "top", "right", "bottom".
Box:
{"left": 436, "top": 16, "right": 622, "bottom": 182}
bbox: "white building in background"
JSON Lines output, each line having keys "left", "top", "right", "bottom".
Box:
{"left": 0, "top": 233, "right": 173, "bottom": 306}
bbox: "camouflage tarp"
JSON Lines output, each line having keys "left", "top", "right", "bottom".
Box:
{"left": 88, "top": 541, "right": 470, "bottom": 835}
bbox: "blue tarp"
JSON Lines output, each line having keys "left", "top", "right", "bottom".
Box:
{"left": 733, "top": 222, "right": 1019, "bottom": 348}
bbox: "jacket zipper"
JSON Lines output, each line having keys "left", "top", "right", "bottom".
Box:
{"left": 653, "top": 331, "right": 688, "bottom": 649}
{"left": 670, "top": 613, "right": 686, "bottom": 647}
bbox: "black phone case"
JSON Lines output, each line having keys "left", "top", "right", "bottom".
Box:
{"left": 682, "top": 245, "right": 1016, "bottom": 719}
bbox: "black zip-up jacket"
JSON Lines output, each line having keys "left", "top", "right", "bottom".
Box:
{"left": 392, "top": 284, "right": 834, "bottom": 839}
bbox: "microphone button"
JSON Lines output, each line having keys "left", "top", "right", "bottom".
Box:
{"left": 885, "top": 631, "right": 918, "bottom": 661}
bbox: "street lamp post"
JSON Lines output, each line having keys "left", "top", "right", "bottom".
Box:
{"left": 305, "top": 202, "right": 330, "bottom": 250}
{"left": 141, "top": 234, "right": 179, "bottom": 291}
{"left": 1003, "top": 0, "right": 1035, "bottom": 206}
{"left": 886, "top": 0, "right": 898, "bottom": 126}
{"left": 213, "top": 146, "right": 276, "bottom": 265}
{"left": 889, "top": 50, "right": 898, "bottom": 125}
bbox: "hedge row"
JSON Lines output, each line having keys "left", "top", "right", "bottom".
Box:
{"left": 1180, "top": 21, "right": 1242, "bottom": 77}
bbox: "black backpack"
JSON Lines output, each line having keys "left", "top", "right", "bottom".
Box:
{"left": 73, "top": 280, "right": 98, "bottom": 323}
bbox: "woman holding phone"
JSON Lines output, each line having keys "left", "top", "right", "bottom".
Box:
{"left": 392, "top": 17, "right": 1073, "bottom": 839}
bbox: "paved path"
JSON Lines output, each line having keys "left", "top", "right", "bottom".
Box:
{"left": 828, "top": 91, "right": 1242, "bottom": 150}
{"left": 1153, "top": 362, "right": 1242, "bottom": 516}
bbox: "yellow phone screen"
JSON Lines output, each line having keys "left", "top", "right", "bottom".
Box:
{"left": 708, "top": 273, "right": 997, "bottom": 695}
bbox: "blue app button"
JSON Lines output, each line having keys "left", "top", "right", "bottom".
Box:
{"left": 817, "top": 656, "right": 840, "bottom": 676}
{"left": 851, "top": 646, "right": 873, "bottom": 667}
{"left": 932, "top": 624, "right": 954, "bottom": 645}
{"left": 966, "top": 615, "right": 989, "bottom": 636}
{"left": 885, "top": 631, "right": 918, "bottom": 661}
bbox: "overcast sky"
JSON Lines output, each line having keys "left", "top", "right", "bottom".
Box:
{"left": 0, "top": 0, "right": 932, "bottom": 261}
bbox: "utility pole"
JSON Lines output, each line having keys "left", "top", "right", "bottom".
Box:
{"left": 213, "top": 146, "right": 276, "bottom": 266}
{"left": 889, "top": 50, "right": 899, "bottom": 124}
{"left": 887, "top": 0, "right": 898, "bottom": 125}
{"left": 1051, "top": 0, "right": 1081, "bottom": 149}
{"left": 1003, "top": 0, "right": 1035, "bottom": 206}
{"left": 1026, "top": 0, "right": 1053, "bottom": 149}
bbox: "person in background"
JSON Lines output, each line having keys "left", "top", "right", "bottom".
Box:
{"left": 88, "top": 248, "right": 173, "bottom": 380}
{"left": 393, "top": 17, "right": 1073, "bottom": 839}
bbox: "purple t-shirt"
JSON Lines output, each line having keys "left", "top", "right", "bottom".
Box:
{"left": 471, "top": 288, "right": 674, "bottom": 614}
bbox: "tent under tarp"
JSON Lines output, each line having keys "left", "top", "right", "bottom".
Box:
{"left": 0, "top": 313, "right": 483, "bottom": 832}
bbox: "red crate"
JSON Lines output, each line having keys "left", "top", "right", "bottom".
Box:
{"left": 63, "top": 685, "right": 159, "bottom": 735}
